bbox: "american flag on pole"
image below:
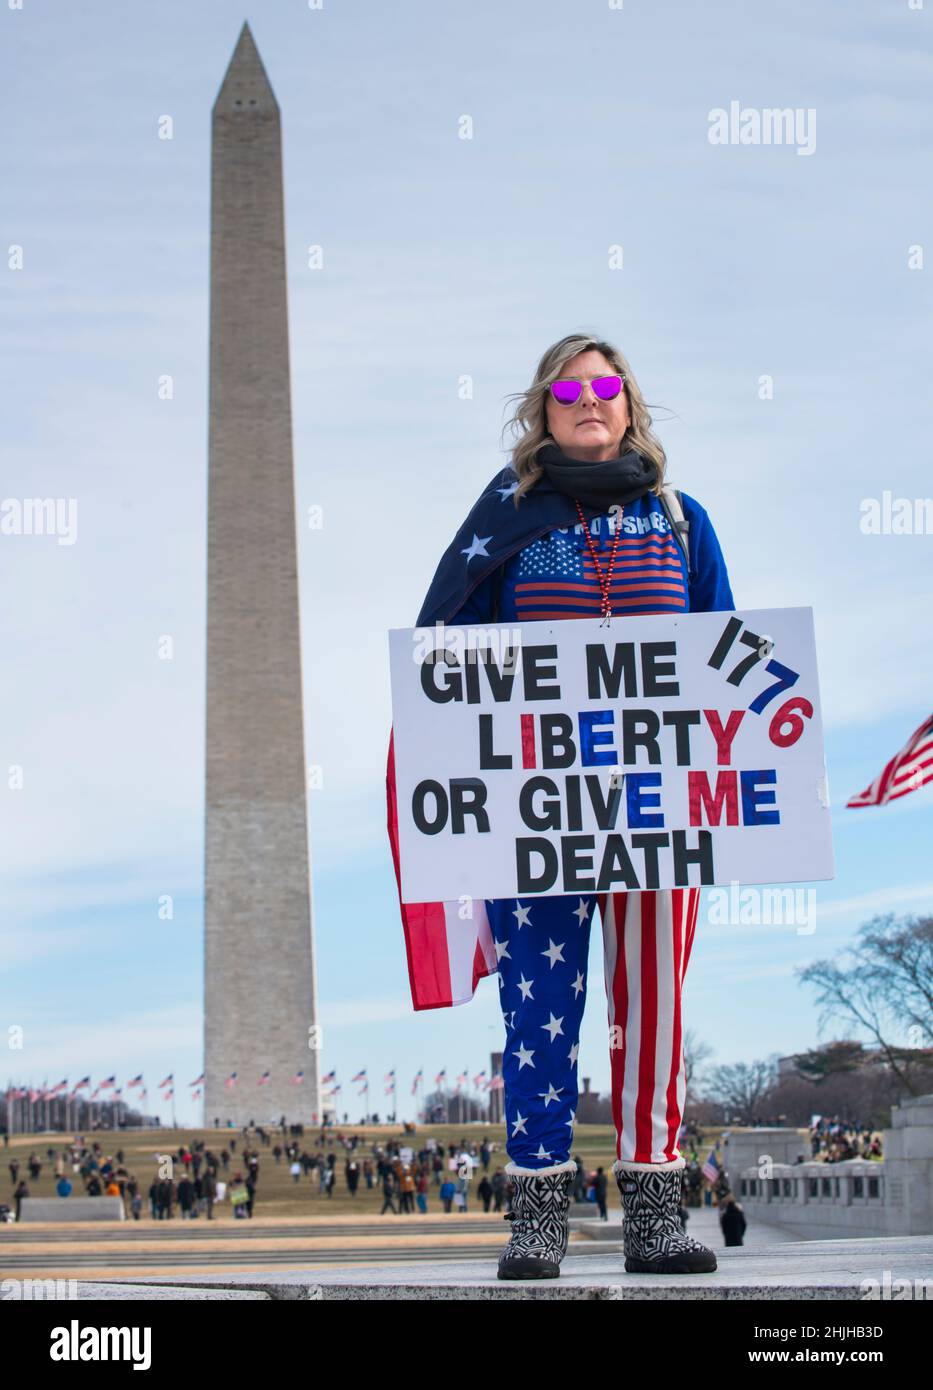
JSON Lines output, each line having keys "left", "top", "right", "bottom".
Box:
{"left": 411, "top": 1068, "right": 423, "bottom": 1095}
{"left": 73, "top": 1076, "right": 90, "bottom": 1092}
{"left": 701, "top": 1148, "right": 722, "bottom": 1183}
{"left": 158, "top": 1074, "right": 173, "bottom": 1088}
{"left": 489, "top": 1074, "right": 504, "bottom": 1091}
{"left": 473, "top": 1070, "right": 487, "bottom": 1089}
{"left": 351, "top": 1069, "right": 367, "bottom": 1084}
{"left": 47, "top": 1079, "right": 68, "bottom": 1096}
{"left": 434, "top": 1069, "right": 446, "bottom": 1087}
{"left": 127, "top": 1075, "right": 144, "bottom": 1089}
{"left": 847, "top": 714, "right": 933, "bottom": 807}
{"left": 292, "top": 1071, "right": 304, "bottom": 1085}
{"left": 258, "top": 1071, "right": 271, "bottom": 1086}
{"left": 224, "top": 1072, "right": 237, "bottom": 1089}
{"left": 321, "top": 1069, "right": 336, "bottom": 1085}
{"left": 98, "top": 1075, "right": 116, "bottom": 1090}
{"left": 189, "top": 1074, "right": 205, "bottom": 1087}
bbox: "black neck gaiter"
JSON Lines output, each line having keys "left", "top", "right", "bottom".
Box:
{"left": 537, "top": 440, "right": 658, "bottom": 509}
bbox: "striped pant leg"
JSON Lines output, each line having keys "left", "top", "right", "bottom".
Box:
{"left": 598, "top": 887, "right": 700, "bottom": 1164}
{"left": 487, "top": 893, "right": 596, "bottom": 1170}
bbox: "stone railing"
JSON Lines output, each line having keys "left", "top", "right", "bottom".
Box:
{"left": 720, "top": 1092, "right": 933, "bottom": 1239}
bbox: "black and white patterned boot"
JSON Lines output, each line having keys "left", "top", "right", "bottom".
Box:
{"left": 497, "top": 1159, "right": 577, "bottom": 1280}
{"left": 613, "top": 1157, "right": 717, "bottom": 1273}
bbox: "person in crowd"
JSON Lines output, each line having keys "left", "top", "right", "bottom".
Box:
{"left": 439, "top": 1176, "right": 456, "bottom": 1213}
{"left": 719, "top": 1192, "right": 747, "bottom": 1247}
{"left": 13, "top": 1179, "right": 29, "bottom": 1221}
{"left": 593, "top": 1167, "right": 609, "bottom": 1222}
{"left": 345, "top": 1159, "right": 360, "bottom": 1196}
{"left": 380, "top": 1167, "right": 399, "bottom": 1215}
{"left": 177, "top": 1173, "right": 195, "bottom": 1218}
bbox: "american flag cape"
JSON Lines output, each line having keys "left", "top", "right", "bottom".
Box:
{"left": 846, "top": 713, "right": 933, "bottom": 807}
{"left": 387, "top": 465, "right": 614, "bottom": 1012}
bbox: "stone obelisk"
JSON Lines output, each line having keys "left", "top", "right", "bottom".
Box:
{"left": 204, "top": 23, "right": 319, "bottom": 1127}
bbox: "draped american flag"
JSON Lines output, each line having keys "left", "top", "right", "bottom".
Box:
{"left": 386, "top": 465, "right": 612, "bottom": 1014}
{"left": 847, "top": 714, "right": 933, "bottom": 807}
{"left": 386, "top": 459, "right": 723, "bottom": 1014}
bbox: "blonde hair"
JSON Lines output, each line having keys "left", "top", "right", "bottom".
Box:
{"left": 500, "top": 333, "right": 667, "bottom": 504}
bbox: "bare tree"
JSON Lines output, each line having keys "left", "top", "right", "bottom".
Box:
{"left": 683, "top": 1028, "right": 715, "bottom": 1097}
{"left": 797, "top": 913, "right": 933, "bottom": 1096}
{"left": 706, "top": 1057, "right": 778, "bottom": 1123}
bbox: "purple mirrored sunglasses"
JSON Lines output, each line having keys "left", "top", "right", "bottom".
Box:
{"left": 548, "top": 373, "right": 626, "bottom": 405}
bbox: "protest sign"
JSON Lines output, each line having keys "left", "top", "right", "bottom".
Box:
{"left": 388, "top": 608, "right": 834, "bottom": 901}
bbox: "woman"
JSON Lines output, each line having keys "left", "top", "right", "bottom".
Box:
{"left": 389, "top": 333, "right": 734, "bottom": 1278}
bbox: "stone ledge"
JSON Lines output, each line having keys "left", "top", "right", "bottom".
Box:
{"left": 69, "top": 1234, "right": 933, "bottom": 1300}
{"left": 71, "top": 1283, "right": 271, "bottom": 1301}
{"left": 19, "top": 1198, "right": 125, "bottom": 1223}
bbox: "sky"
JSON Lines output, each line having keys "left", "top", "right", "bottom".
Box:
{"left": 2, "top": 0, "right": 932, "bottom": 1125}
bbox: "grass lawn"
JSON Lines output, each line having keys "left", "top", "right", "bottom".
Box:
{"left": 2, "top": 1123, "right": 725, "bottom": 1222}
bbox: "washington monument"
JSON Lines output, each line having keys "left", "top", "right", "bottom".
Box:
{"left": 204, "top": 23, "right": 320, "bottom": 1126}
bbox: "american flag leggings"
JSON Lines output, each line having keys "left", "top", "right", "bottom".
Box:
{"left": 488, "top": 887, "right": 700, "bottom": 1170}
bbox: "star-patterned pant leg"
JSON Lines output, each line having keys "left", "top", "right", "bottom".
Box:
{"left": 599, "top": 887, "right": 701, "bottom": 1164}
{"left": 487, "top": 893, "right": 597, "bottom": 1169}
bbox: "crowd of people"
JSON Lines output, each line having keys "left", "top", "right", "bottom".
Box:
{"left": 2, "top": 1121, "right": 743, "bottom": 1241}
{"left": 808, "top": 1117, "right": 883, "bottom": 1163}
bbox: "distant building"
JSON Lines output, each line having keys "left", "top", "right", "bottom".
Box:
{"left": 575, "top": 1077, "right": 613, "bottom": 1125}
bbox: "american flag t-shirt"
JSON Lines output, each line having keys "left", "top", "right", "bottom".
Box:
{"left": 499, "top": 498, "right": 688, "bottom": 621}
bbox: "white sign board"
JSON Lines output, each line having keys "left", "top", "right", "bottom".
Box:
{"left": 388, "top": 608, "right": 834, "bottom": 901}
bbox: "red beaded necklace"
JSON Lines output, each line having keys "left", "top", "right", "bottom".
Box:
{"left": 574, "top": 499, "right": 624, "bottom": 618}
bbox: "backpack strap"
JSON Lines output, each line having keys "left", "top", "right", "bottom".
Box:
{"left": 658, "top": 485, "right": 690, "bottom": 572}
